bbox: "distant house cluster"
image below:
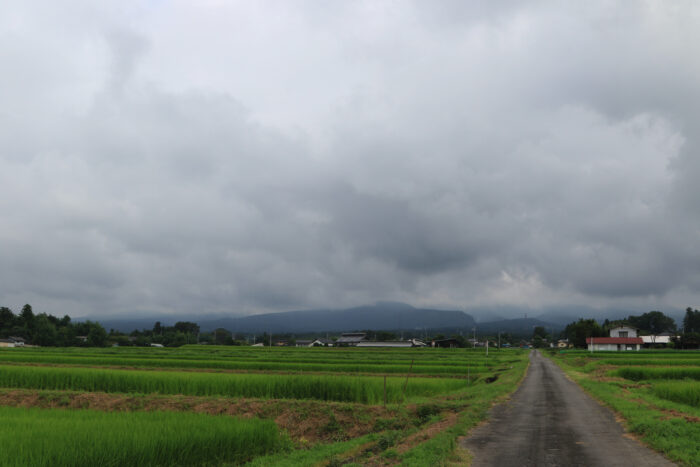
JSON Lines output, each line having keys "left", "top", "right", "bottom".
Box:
{"left": 295, "top": 338, "right": 334, "bottom": 347}
{"left": 290, "top": 333, "right": 427, "bottom": 348}
{"left": 0, "top": 337, "right": 25, "bottom": 348}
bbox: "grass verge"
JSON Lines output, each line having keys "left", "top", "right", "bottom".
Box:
{"left": 550, "top": 353, "right": 700, "bottom": 466}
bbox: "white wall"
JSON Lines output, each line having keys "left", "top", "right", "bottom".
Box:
{"left": 609, "top": 326, "right": 637, "bottom": 338}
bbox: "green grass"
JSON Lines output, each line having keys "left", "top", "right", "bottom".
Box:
{"left": 0, "top": 406, "right": 289, "bottom": 466}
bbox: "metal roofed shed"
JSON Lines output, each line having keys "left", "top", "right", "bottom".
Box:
{"left": 357, "top": 339, "right": 426, "bottom": 348}
{"left": 335, "top": 332, "right": 366, "bottom": 346}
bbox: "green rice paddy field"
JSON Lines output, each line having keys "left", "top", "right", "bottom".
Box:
{"left": 551, "top": 350, "right": 700, "bottom": 466}
{"left": 0, "top": 345, "right": 529, "bottom": 466}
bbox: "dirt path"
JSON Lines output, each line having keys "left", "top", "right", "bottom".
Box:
{"left": 460, "top": 351, "right": 675, "bottom": 467}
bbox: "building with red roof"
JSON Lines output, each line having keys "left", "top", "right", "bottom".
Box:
{"left": 586, "top": 336, "right": 643, "bottom": 351}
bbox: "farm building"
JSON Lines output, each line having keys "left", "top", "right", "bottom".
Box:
{"left": 0, "top": 337, "right": 27, "bottom": 348}
{"left": 641, "top": 335, "right": 676, "bottom": 347}
{"left": 586, "top": 336, "right": 642, "bottom": 351}
{"left": 335, "top": 333, "right": 366, "bottom": 346}
{"left": 295, "top": 338, "right": 334, "bottom": 347}
{"left": 357, "top": 339, "right": 426, "bottom": 348}
{"left": 585, "top": 326, "right": 642, "bottom": 351}
{"left": 8, "top": 336, "right": 25, "bottom": 346}
{"left": 431, "top": 338, "right": 460, "bottom": 348}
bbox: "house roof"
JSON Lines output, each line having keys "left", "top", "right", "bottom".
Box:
{"left": 337, "top": 333, "right": 366, "bottom": 343}
{"left": 357, "top": 341, "right": 413, "bottom": 347}
{"left": 586, "top": 337, "right": 643, "bottom": 344}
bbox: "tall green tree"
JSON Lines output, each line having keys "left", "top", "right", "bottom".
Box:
{"left": 19, "top": 304, "right": 35, "bottom": 329}
{"left": 86, "top": 322, "right": 108, "bottom": 347}
{"left": 0, "top": 307, "right": 15, "bottom": 331}
{"left": 683, "top": 308, "right": 700, "bottom": 333}
{"left": 564, "top": 319, "right": 606, "bottom": 348}
{"left": 627, "top": 311, "right": 676, "bottom": 334}
{"left": 32, "top": 315, "right": 58, "bottom": 347}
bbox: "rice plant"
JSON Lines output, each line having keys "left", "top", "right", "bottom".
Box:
{"left": 0, "top": 364, "right": 466, "bottom": 403}
{"left": 0, "top": 406, "right": 288, "bottom": 466}
{"left": 653, "top": 381, "right": 700, "bottom": 407}
{"left": 614, "top": 367, "right": 700, "bottom": 381}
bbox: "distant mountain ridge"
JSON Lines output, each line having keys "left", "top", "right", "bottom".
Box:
{"left": 89, "top": 303, "right": 684, "bottom": 336}
{"left": 95, "top": 302, "right": 476, "bottom": 334}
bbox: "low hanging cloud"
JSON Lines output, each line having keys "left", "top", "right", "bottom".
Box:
{"left": 1, "top": 1, "right": 699, "bottom": 318}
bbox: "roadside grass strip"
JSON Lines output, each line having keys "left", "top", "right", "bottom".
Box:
{"left": 551, "top": 351, "right": 700, "bottom": 466}
{"left": 0, "top": 406, "right": 289, "bottom": 466}
{"left": 0, "top": 364, "right": 466, "bottom": 403}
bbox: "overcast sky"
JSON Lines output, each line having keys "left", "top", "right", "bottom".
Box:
{"left": 1, "top": 1, "right": 699, "bottom": 318}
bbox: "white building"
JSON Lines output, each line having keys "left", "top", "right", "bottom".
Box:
{"left": 586, "top": 337, "right": 642, "bottom": 351}
{"left": 641, "top": 335, "right": 674, "bottom": 346}
{"left": 609, "top": 326, "right": 638, "bottom": 338}
{"left": 586, "top": 326, "right": 643, "bottom": 351}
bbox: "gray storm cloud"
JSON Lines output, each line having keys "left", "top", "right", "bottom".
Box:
{"left": 0, "top": 1, "right": 699, "bottom": 317}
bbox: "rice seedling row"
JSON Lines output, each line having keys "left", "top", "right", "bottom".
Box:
{"left": 0, "top": 364, "right": 468, "bottom": 403}
{"left": 0, "top": 347, "right": 529, "bottom": 466}
{"left": 0, "top": 405, "right": 288, "bottom": 466}
{"left": 0, "top": 353, "right": 499, "bottom": 376}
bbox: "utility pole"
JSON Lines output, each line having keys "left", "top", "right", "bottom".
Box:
{"left": 498, "top": 332, "right": 501, "bottom": 350}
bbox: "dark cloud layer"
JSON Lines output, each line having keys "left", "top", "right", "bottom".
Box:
{"left": 1, "top": 1, "right": 699, "bottom": 317}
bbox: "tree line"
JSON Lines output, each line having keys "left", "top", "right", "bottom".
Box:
{"left": 4, "top": 303, "right": 700, "bottom": 349}
{"left": 0, "top": 304, "right": 107, "bottom": 346}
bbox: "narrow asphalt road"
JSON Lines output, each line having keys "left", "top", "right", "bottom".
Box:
{"left": 460, "top": 350, "right": 675, "bottom": 467}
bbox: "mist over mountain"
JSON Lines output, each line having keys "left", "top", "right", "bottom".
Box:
{"left": 96, "top": 302, "right": 476, "bottom": 334}
{"left": 474, "top": 318, "right": 558, "bottom": 337}
{"left": 93, "top": 302, "right": 685, "bottom": 336}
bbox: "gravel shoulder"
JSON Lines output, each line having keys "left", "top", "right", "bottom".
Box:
{"left": 460, "top": 350, "right": 676, "bottom": 467}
